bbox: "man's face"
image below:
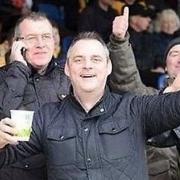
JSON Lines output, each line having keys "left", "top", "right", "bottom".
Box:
{"left": 19, "top": 19, "right": 55, "bottom": 69}
{"left": 166, "top": 44, "right": 180, "bottom": 78}
{"left": 65, "top": 39, "right": 112, "bottom": 95}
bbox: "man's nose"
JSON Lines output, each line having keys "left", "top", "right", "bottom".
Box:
{"left": 83, "top": 59, "right": 92, "bottom": 68}
{"left": 35, "top": 36, "right": 46, "bottom": 46}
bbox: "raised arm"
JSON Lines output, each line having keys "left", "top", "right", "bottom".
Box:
{"left": 108, "top": 7, "right": 157, "bottom": 95}
{"left": 0, "top": 40, "right": 31, "bottom": 117}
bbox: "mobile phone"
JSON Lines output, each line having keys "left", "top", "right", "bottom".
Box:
{"left": 21, "top": 47, "right": 27, "bottom": 59}
{"left": 15, "top": 37, "right": 27, "bottom": 61}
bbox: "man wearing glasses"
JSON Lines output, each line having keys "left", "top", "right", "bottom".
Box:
{"left": 0, "top": 12, "right": 71, "bottom": 180}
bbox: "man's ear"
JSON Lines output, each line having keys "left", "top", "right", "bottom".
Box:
{"left": 64, "top": 62, "right": 70, "bottom": 77}
{"left": 107, "top": 59, "right": 112, "bottom": 75}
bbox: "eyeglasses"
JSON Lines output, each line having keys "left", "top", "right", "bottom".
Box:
{"left": 16, "top": 33, "right": 53, "bottom": 45}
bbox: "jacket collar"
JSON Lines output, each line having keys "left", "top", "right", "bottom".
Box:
{"left": 69, "top": 86, "right": 112, "bottom": 119}
{"left": 30, "top": 58, "right": 60, "bottom": 76}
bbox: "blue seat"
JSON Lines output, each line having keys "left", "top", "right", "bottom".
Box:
{"left": 38, "top": 3, "right": 64, "bottom": 25}
{"left": 61, "top": 36, "right": 73, "bottom": 54}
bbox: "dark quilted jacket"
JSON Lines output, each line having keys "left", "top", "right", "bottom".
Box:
{"left": 0, "top": 59, "right": 70, "bottom": 180}
{"left": 1, "top": 88, "right": 180, "bottom": 179}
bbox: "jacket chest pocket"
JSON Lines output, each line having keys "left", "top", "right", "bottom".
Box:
{"left": 98, "top": 121, "right": 132, "bottom": 160}
{"left": 47, "top": 128, "right": 77, "bottom": 166}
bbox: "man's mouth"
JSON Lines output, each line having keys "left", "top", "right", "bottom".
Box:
{"left": 80, "top": 74, "right": 96, "bottom": 78}
{"left": 34, "top": 52, "right": 46, "bottom": 55}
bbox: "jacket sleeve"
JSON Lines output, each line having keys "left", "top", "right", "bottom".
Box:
{"left": 131, "top": 91, "right": 180, "bottom": 139}
{"left": 146, "top": 129, "right": 179, "bottom": 147}
{"left": 0, "top": 61, "right": 31, "bottom": 116}
{"left": 146, "top": 90, "right": 180, "bottom": 147}
{"left": 108, "top": 33, "right": 157, "bottom": 95}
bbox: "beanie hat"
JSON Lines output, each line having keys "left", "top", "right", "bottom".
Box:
{"left": 164, "top": 37, "right": 180, "bottom": 64}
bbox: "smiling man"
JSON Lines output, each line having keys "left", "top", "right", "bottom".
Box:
{"left": 11, "top": 13, "right": 55, "bottom": 72}
{"left": 0, "top": 12, "right": 70, "bottom": 180}
{"left": 65, "top": 34, "right": 112, "bottom": 111}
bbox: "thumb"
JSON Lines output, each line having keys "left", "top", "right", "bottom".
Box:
{"left": 123, "top": 6, "right": 129, "bottom": 21}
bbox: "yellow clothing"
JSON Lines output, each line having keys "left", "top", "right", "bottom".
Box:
{"left": 79, "top": 0, "right": 86, "bottom": 12}
{"left": 0, "top": 44, "right": 7, "bottom": 67}
{"left": 53, "top": 46, "right": 61, "bottom": 58}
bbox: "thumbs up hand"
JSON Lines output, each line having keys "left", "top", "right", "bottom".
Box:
{"left": 112, "top": 7, "right": 129, "bottom": 39}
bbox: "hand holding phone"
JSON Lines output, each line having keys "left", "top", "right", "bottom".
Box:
{"left": 9, "top": 39, "right": 28, "bottom": 66}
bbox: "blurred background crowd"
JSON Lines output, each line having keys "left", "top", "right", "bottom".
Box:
{"left": 0, "top": 0, "right": 180, "bottom": 88}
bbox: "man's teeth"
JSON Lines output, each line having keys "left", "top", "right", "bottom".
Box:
{"left": 81, "top": 75, "right": 95, "bottom": 78}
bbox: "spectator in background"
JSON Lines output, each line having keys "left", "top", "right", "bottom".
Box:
{"left": 33, "top": 0, "right": 80, "bottom": 33}
{"left": 0, "top": 45, "right": 6, "bottom": 67}
{"left": 0, "top": 12, "right": 71, "bottom": 180}
{"left": 144, "top": 0, "right": 168, "bottom": 14}
{"left": 78, "top": 0, "right": 118, "bottom": 43}
{"left": 114, "top": 1, "right": 165, "bottom": 87}
{"left": 51, "top": 21, "right": 61, "bottom": 59}
{"left": 8, "top": 0, "right": 33, "bottom": 14}
{"left": 0, "top": 28, "right": 14, "bottom": 66}
{"left": 111, "top": 0, "right": 156, "bottom": 72}
{"left": 51, "top": 20, "right": 68, "bottom": 67}
{"left": 152, "top": 9, "right": 180, "bottom": 73}
{"left": 128, "top": 10, "right": 155, "bottom": 85}
{"left": 112, "top": 0, "right": 156, "bottom": 18}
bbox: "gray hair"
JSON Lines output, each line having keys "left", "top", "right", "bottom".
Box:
{"left": 155, "top": 9, "right": 180, "bottom": 32}
{"left": 14, "top": 12, "right": 52, "bottom": 38}
{"left": 160, "top": 9, "right": 180, "bottom": 27}
{"left": 66, "top": 32, "right": 110, "bottom": 61}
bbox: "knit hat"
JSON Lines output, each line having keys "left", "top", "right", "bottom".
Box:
{"left": 164, "top": 37, "right": 180, "bottom": 63}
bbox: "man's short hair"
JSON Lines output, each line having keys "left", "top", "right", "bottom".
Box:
{"left": 14, "top": 12, "right": 52, "bottom": 38}
{"left": 66, "top": 32, "right": 110, "bottom": 61}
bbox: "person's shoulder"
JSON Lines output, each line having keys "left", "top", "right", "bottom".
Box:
{"left": 40, "top": 95, "right": 70, "bottom": 114}
{"left": 110, "top": 91, "right": 135, "bottom": 102}
{"left": 0, "top": 64, "right": 8, "bottom": 72}
{"left": 0, "top": 64, "right": 11, "bottom": 79}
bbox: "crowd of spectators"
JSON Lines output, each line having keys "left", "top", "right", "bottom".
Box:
{"left": 1, "top": 1, "right": 180, "bottom": 180}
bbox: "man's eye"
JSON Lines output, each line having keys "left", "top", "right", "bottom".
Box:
{"left": 27, "top": 36, "right": 36, "bottom": 41}
{"left": 92, "top": 58, "right": 101, "bottom": 62}
{"left": 43, "top": 35, "right": 52, "bottom": 40}
{"left": 74, "top": 59, "right": 82, "bottom": 62}
{"left": 170, "top": 53, "right": 178, "bottom": 57}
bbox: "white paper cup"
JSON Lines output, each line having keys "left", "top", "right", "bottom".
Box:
{"left": 10, "top": 110, "right": 34, "bottom": 141}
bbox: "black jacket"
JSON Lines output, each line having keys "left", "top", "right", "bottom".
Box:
{"left": 1, "top": 88, "right": 180, "bottom": 180}
{"left": 0, "top": 60, "right": 70, "bottom": 180}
